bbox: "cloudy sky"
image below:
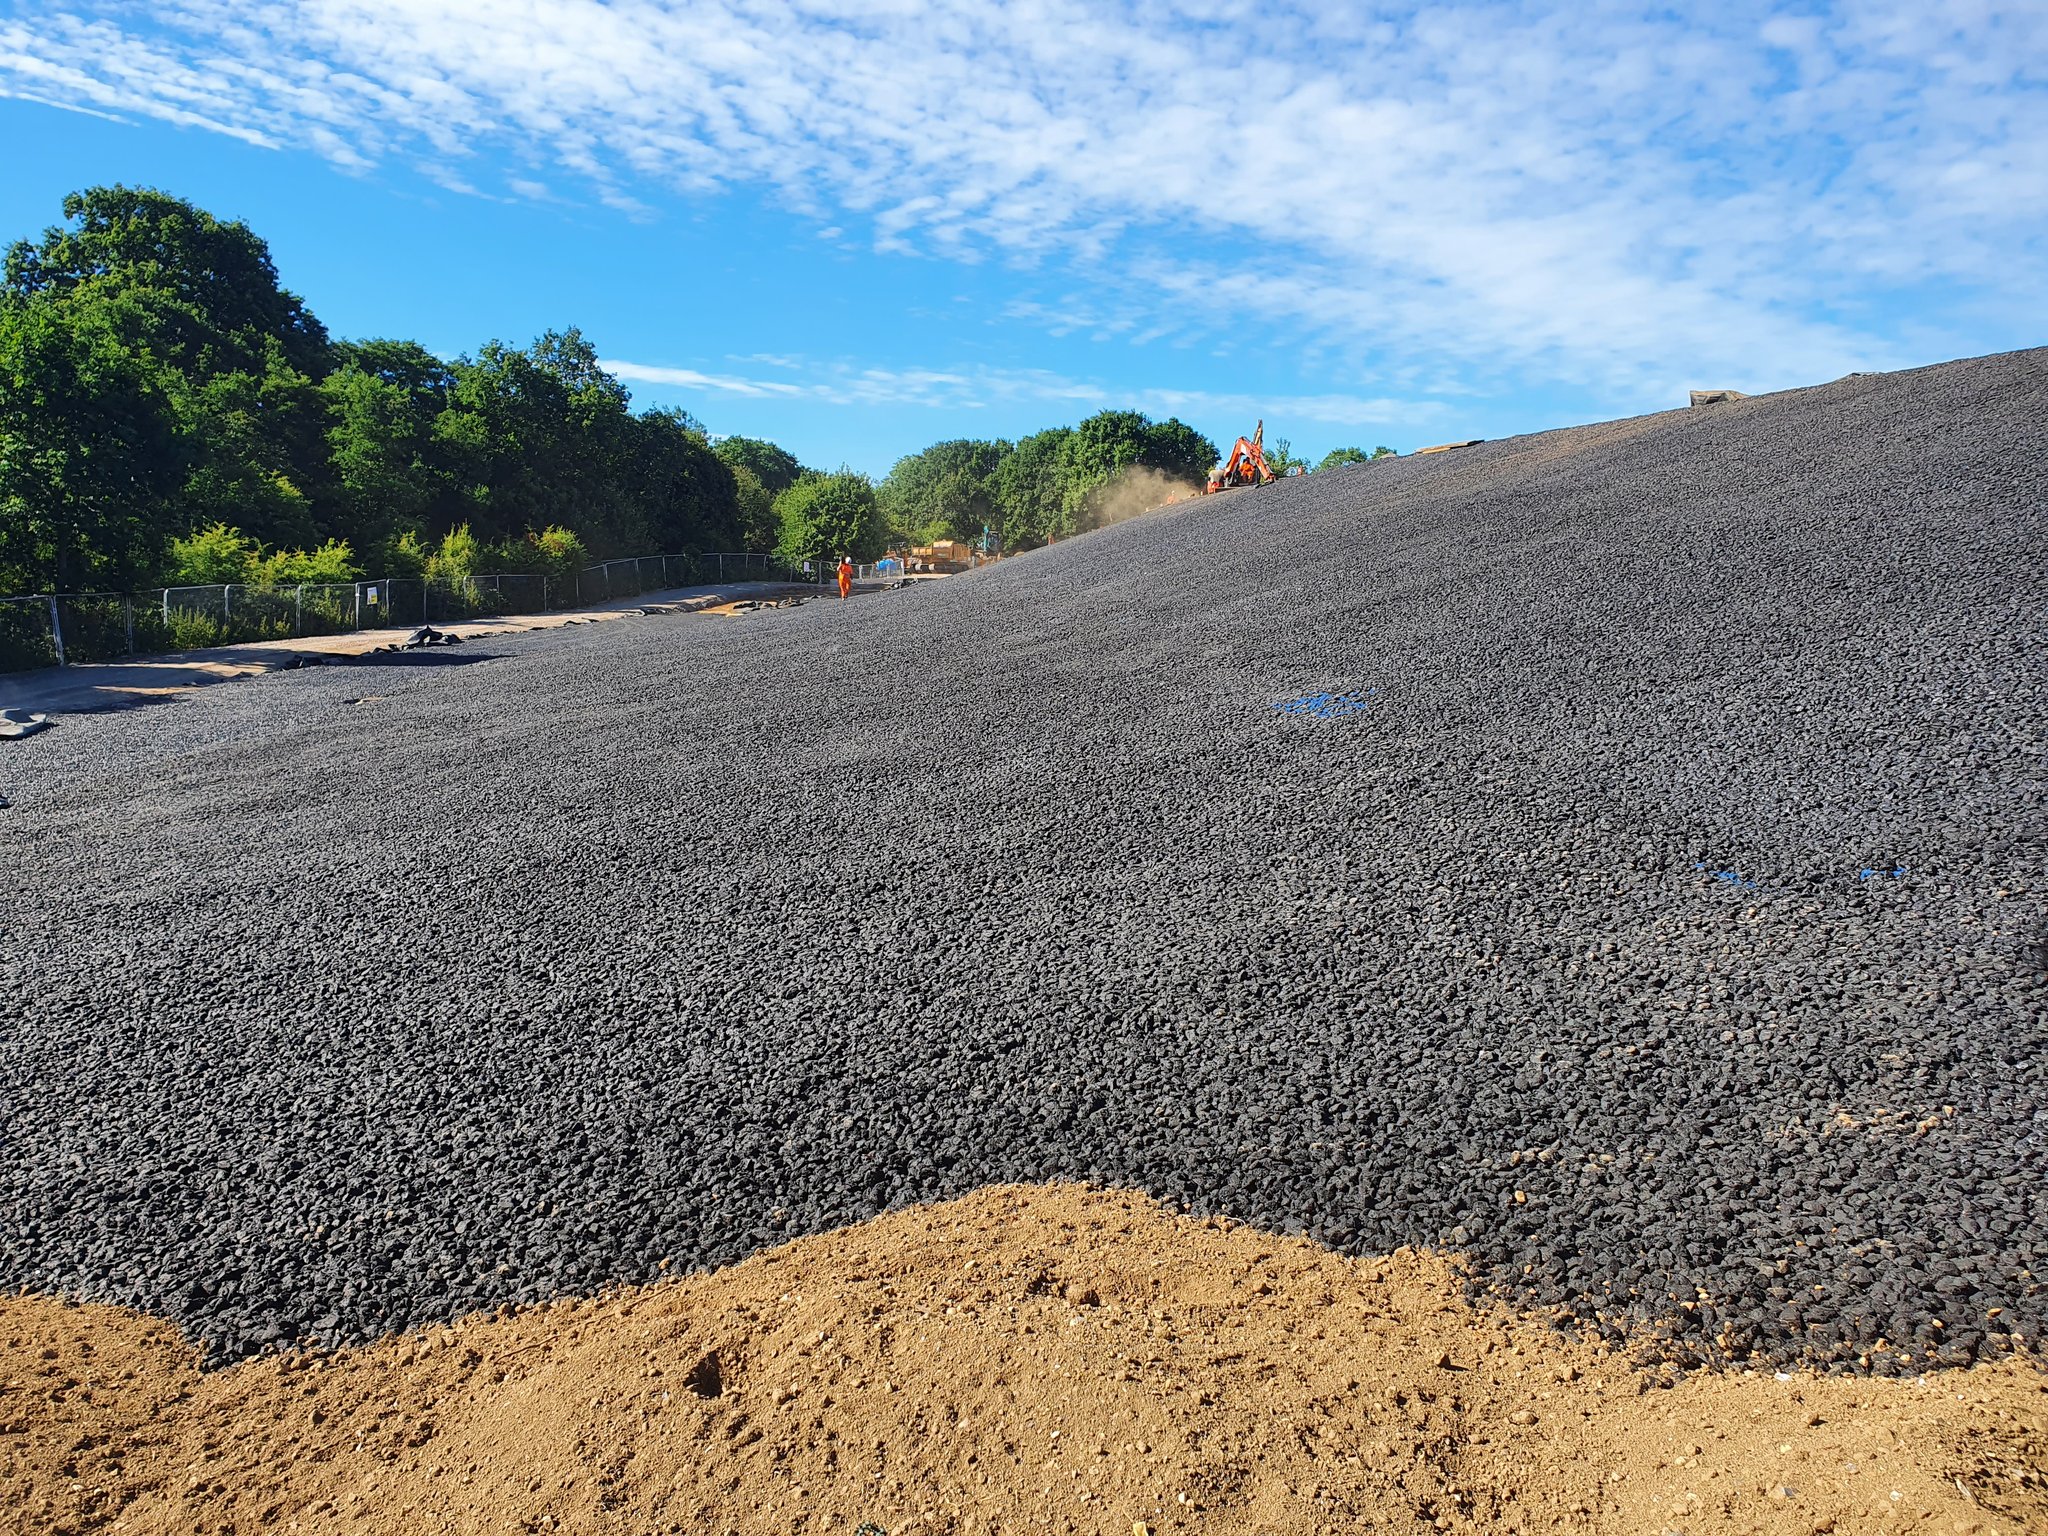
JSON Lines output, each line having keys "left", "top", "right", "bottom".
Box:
{"left": 2, "top": 0, "right": 2043, "bottom": 471}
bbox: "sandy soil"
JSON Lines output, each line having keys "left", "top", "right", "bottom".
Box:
{"left": 0, "top": 583, "right": 809, "bottom": 716}
{"left": 3, "top": 1186, "right": 2042, "bottom": 1536}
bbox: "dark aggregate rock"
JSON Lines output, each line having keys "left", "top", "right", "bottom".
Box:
{"left": 4, "top": 348, "right": 2046, "bottom": 1370}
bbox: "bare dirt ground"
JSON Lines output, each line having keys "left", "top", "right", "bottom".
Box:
{"left": 0, "top": 583, "right": 814, "bottom": 716}
{"left": 4, "top": 1187, "right": 2042, "bottom": 1536}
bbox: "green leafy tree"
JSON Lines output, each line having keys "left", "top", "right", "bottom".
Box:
{"left": 1061, "top": 410, "right": 1150, "bottom": 515}
{"left": 990, "top": 427, "right": 1075, "bottom": 548}
{"left": 6, "top": 187, "right": 336, "bottom": 555}
{"left": 1, "top": 187, "right": 830, "bottom": 604}
{"left": 1265, "top": 437, "right": 1304, "bottom": 476}
{"left": 435, "top": 338, "right": 589, "bottom": 545}
{"left": 1060, "top": 411, "right": 1217, "bottom": 525}
{"left": 625, "top": 406, "right": 741, "bottom": 553}
{"left": 729, "top": 461, "right": 776, "bottom": 554}
{"left": 428, "top": 329, "right": 726, "bottom": 558}
{"left": 0, "top": 289, "right": 186, "bottom": 591}
{"left": 322, "top": 339, "right": 453, "bottom": 551}
{"left": 165, "top": 523, "right": 260, "bottom": 585}
{"left": 773, "top": 472, "right": 882, "bottom": 566}
{"left": 333, "top": 338, "right": 454, "bottom": 395}
{"left": 1141, "top": 417, "right": 1220, "bottom": 484}
{"left": 879, "top": 438, "right": 1011, "bottom": 547}
{"left": 180, "top": 359, "right": 324, "bottom": 548}
{"left": 529, "top": 327, "right": 632, "bottom": 411}
{"left": 1316, "top": 445, "right": 1397, "bottom": 470}
{"left": 4, "top": 185, "right": 330, "bottom": 379}
{"left": 713, "top": 436, "right": 805, "bottom": 498}
{"left": 254, "top": 539, "right": 361, "bottom": 585}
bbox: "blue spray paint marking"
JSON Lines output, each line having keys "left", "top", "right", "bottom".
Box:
{"left": 1275, "top": 687, "right": 1378, "bottom": 719}
{"left": 1692, "top": 862, "right": 1911, "bottom": 898}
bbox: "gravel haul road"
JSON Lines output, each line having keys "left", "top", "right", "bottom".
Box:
{"left": 4, "top": 348, "right": 2044, "bottom": 1370}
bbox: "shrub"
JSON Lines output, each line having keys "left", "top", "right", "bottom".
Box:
{"left": 527, "top": 525, "right": 588, "bottom": 594}
{"left": 166, "top": 523, "right": 259, "bottom": 586}
{"left": 164, "top": 607, "right": 232, "bottom": 650}
{"left": 424, "top": 524, "right": 480, "bottom": 585}
{"left": 254, "top": 538, "right": 361, "bottom": 586}
{"left": 381, "top": 529, "right": 429, "bottom": 580}
{"left": 773, "top": 472, "right": 882, "bottom": 566}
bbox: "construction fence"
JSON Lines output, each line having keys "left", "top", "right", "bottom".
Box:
{"left": 1, "top": 552, "right": 798, "bottom": 673}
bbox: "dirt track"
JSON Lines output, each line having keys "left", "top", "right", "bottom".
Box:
{"left": 0, "top": 582, "right": 816, "bottom": 716}
{"left": 5, "top": 1187, "right": 2043, "bottom": 1536}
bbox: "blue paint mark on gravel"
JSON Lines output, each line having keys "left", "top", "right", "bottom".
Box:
{"left": 1276, "top": 687, "right": 1377, "bottom": 719}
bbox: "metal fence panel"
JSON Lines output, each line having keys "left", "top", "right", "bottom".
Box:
{"left": 4, "top": 552, "right": 797, "bottom": 673}
{"left": 0, "top": 596, "right": 59, "bottom": 672}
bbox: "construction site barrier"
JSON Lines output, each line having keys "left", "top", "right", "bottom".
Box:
{"left": 0, "top": 553, "right": 801, "bottom": 673}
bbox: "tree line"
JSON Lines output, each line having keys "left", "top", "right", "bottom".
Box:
{"left": 872, "top": 430, "right": 1400, "bottom": 553}
{"left": 0, "top": 187, "right": 1400, "bottom": 598}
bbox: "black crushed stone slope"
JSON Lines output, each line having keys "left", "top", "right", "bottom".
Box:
{"left": 4, "top": 349, "right": 2045, "bottom": 1370}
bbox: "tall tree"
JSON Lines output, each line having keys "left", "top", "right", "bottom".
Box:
{"left": 626, "top": 406, "right": 741, "bottom": 553}
{"left": 179, "top": 347, "right": 326, "bottom": 549}
{"left": 1316, "top": 445, "right": 1397, "bottom": 470}
{"left": 1141, "top": 417, "right": 1219, "bottom": 484}
{"left": 4, "top": 186, "right": 335, "bottom": 558}
{"left": 713, "top": 436, "right": 805, "bottom": 498}
{"left": 434, "top": 338, "right": 596, "bottom": 545}
{"left": 729, "top": 461, "right": 776, "bottom": 554}
{"left": 991, "top": 427, "right": 1075, "bottom": 548}
{"left": 0, "top": 289, "right": 186, "bottom": 591}
{"left": 773, "top": 472, "right": 882, "bottom": 565}
{"left": 879, "top": 438, "right": 1011, "bottom": 546}
{"left": 4, "top": 185, "right": 330, "bottom": 380}
{"left": 1060, "top": 410, "right": 1217, "bottom": 525}
{"left": 321, "top": 360, "right": 445, "bottom": 554}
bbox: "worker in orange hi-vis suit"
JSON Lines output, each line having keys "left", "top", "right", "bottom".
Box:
{"left": 837, "top": 556, "right": 853, "bottom": 599}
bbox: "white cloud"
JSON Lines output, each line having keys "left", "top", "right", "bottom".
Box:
{"left": 604, "top": 354, "right": 1445, "bottom": 430}
{"left": 3, "top": 0, "right": 2043, "bottom": 399}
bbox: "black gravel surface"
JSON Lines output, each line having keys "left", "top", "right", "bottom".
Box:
{"left": 5, "top": 349, "right": 2046, "bottom": 1371}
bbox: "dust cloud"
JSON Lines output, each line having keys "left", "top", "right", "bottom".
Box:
{"left": 1083, "top": 465, "right": 1202, "bottom": 530}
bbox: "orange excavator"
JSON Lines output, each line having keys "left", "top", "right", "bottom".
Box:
{"left": 1206, "top": 420, "right": 1278, "bottom": 493}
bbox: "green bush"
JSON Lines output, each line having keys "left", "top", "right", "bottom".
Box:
{"left": 163, "top": 607, "right": 232, "bottom": 650}
{"left": 527, "top": 525, "right": 588, "bottom": 594}
{"left": 773, "top": 471, "right": 883, "bottom": 566}
{"left": 167, "top": 523, "right": 260, "bottom": 586}
{"left": 170, "top": 524, "right": 370, "bottom": 590}
{"left": 296, "top": 589, "right": 360, "bottom": 637}
{"left": 424, "top": 524, "right": 480, "bottom": 585}
{"left": 381, "top": 529, "right": 429, "bottom": 579}
{"left": 253, "top": 538, "right": 361, "bottom": 585}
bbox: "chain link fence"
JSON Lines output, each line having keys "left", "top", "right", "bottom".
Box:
{"left": 2, "top": 552, "right": 803, "bottom": 673}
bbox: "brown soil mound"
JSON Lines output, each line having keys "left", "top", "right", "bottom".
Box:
{"left": 4, "top": 1186, "right": 2043, "bottom": 1536}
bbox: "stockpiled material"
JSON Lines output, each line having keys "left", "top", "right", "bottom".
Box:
{"left": 3, "top": 349, "right": 2044, "bottom": 1371}
{"left": 6, "top": 1188, "right": 2046, "bottom": 1536}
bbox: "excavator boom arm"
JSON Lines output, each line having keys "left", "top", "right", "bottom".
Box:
{"left": 1208, "top": 417, "right": 1276, "bottom": 492}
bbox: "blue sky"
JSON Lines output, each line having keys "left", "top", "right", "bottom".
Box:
{"left": 2, "top": 1, "right": 2043, "bottom": 477}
